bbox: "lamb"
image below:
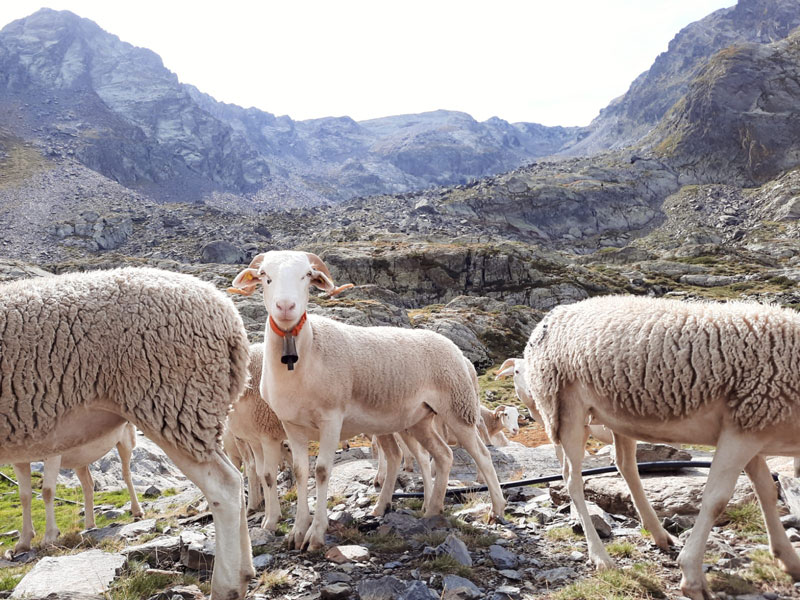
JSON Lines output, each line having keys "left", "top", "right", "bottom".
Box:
{"left": 12, "top": 422, "right": 143, "bottom": 555}
{"left": 0, "top": 267, "right": 254, "bottom": 599}
{"left": 479, "top": 404, "right": 520, "bottom": 446}
{"left": 230, "top": 250, "right": 505, "bottom": 551}
{"left": 225, "top": 343, "right": 292, "bottom": 530}
{"left": 523, "top": 295, "right": 800, "bottom": 600}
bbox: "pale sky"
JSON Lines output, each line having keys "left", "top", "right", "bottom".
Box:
{"left": 0, "top": 1, "right": 737, "bottom": 126}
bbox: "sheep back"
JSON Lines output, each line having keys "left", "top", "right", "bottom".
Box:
{"left": 308, "top": 316, "right": 478, "bottom": 426}
{"left": 0, "top": 267, "right": 249, "bottom": 460}
{"left": 524, "top": 295, "right": 800, "bottom": 441}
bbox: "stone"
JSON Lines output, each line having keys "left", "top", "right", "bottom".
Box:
{"left": 122, "top": 535, "right": 181, "bottom": 564}
{"left": 325, "top": 544, "right": 370, "bottom": 564}
{"left": 83, "top": 518, "right": 157, "bottom": 543}
{"left": 536, "top": 566, "right": 578, "bottom": 584}
{"left": 634, "top": 443, "right": 692, "bottom": 463}
{"left": 248, "top": 527, "right": 273, "bottom": 547}
{"left": 146, "top": 584, "right": 205, "bottom": 600}
{"left": 12, "top": 550, "right": 126, "bottom": 598}
{"left": 143, "top": 485, "right": 162, "bottom": 498}
{"left": 398, "top": 581, "right": 438, "bottom": 600}
{"left": 320, "top": 582, "right": 352, "bottom": 600}
{"left": 435, "top": 533, "right": 472, "bottom": 567}
{"left": 200, "top": 240, "right": 246, "bottom": 264}
{"left": 377, "top": 512, "right": 429, "bottom": 536}
{"left": 498, "top": 569, "right": 522, "bottom": 581}
{"left": 492, "top": 585, "right": 521, "bottom": 600}
{"left": 356, "top": 576, "right": 406, "bottom": 600}
{"left": 441, "top": 575, "right": 482, "bottom": 600}
{"left": 488, "top": 545, "right": 519, "bottom": 570}
{"left": 179, "top": 530, "right": 215, "bottom": 570}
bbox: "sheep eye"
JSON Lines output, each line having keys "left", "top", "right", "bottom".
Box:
{"left": 265, "top": 277, "right": 272, "bottom": 285}
{"left": 306, "top": 271, "right": 313, "bottom": 278}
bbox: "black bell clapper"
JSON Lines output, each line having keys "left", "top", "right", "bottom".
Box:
{"left": 281, "top": 335, "right": 299, "bottom": 370}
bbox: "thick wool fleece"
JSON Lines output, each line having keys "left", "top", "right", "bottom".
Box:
{"left": 524, "top": 295, "right": 800, "bottom": 441}
{"left": 0, "top": 267, "right": 249, "bottom": 460}
{"left": 308, "top": 316, "right": 479, "bottom": 426}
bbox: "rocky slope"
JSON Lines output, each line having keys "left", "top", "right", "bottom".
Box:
{"left": 0, "top": 9, "right": 577, "bottom": 206}
{"left": 564, "top": 0, "right": 800, "bottom": 155}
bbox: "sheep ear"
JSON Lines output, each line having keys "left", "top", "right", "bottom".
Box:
{"left": 494, "top": 406, "right": 506, "bottom": 418}
{"left": 228, "top": 268, "right": 262, "bottom": 296}
{"left": 305, "top": 252, "right": 354, "bottom": 296}
{"left": 495, "top": 358, "right": 516, "bottom": 380}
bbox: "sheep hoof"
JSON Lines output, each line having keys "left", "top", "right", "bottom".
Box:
{"left": 679, "top": 576, "right": 713, "bottom": 600}
{"left": 3, "top": 550, "right": 13, "bottom": 561}
{"left": 489, "top": 513, "right": 508, "bottom": 526}
{"left": 261, "top": 518, "right": 278, "bottom": 532}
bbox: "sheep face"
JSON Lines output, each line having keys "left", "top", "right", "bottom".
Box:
{"left": 498, "top": 405, "right": 520, "bottom": 436}
{"left": 232, "top": 251, "right": 335, "bottom": 331}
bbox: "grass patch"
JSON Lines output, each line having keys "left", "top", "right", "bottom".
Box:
{"left": 708, "top": 571, "right": 757, "bottom": 595}
{"left": 414, "top": 531, "right": 448, "bottom": 547}
{"left": 366, "top": 532, "right": 409, "bottom": 553}
{"left": 281, "top": 488, "right": 297, "bottom": 504}
{"left": 108, "top": 561, "right": 209, "bottom": 600}
{"left": 258, "top": 569, "right": 292, "bottom": 591}
{"left": 743, "top": 549, "right": 793, "bottom": 587}
{"left": 553, "top": 563, "right": 666, "bottom": 599}
{"left": 333, "top": 525, "right": 365, "bottom": 544}
{"left": 0, "top": 564, "right": 33, "bottom": 592}
{"left": 722, "top": 501, "right": 764, "bottom": 536}
{"left": 607, "top": 540, "right": 638, "bottom": 558}
{"left": 446, "top": 518, "right": 498, "bottom": 548}
{"left": 546, "top": 526, "right": 581, "bottom": 542}
{"left": 422, "top": 555, "right": 473, "bottom": 579}
{"left": 327, "top": 494, "right": 347, "bottom": 509}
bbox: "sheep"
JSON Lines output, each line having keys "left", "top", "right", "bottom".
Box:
{"left": 225, "top": 343, "right": 292, "bottom": 531}
{"left": 523, "top": 295, "right": 800, "bottom": 600}
{"left": 479, "top": 405, "right": 520, "bottom": 446}
{"left": 230, "top": 250, "right": 506, "bottom": 551}
{"left": 0, "top": 267, "right": 254, "bottom": 599}
{"left": 12, "top": 422, "right": 143, "bottom": 555}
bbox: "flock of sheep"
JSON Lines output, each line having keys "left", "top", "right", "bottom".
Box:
{"left": 2, "top": 249, "right": 800, "bottom": 600}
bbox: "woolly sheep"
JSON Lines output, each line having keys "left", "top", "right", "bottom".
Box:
{"left": 0, "top": 267, "right": 254, "bottom": 599}
{"left": 225, "top": 343, "right": 292, "bottom": 530}
{"left": 12, "top": 422, "right": 143, "bottom": 555}
{"left": 523, "top": 295, "right": 800, "bottom": 600}
{"left": 230, "top": 250, "right": 506, "bottom": 551}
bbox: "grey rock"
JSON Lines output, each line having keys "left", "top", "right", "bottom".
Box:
{"left": 536, "top": 566, "right": 578, "bottom": 584}
{"left": 122, "top": 535, "right": 181, "bottom": 564}
{"left": 435, "top": 534, "right": 472, "bottom": 567}
{"left": 252, "top": 553, "right": 273, "bottom": 569}
{"left": 488, "top": 545, "right": 518, "bottom": 570}
{"left": 321, "top": 583, "right": 352, "bottom": 600}
{"left": 634, "top": 443, "right": 693, "bottom": 463}
{"left": 441, "top": 575, "right": 481, "bottom": 600}
{"left": 498, "top": 569, "right": 522, "bottom": 581}
{"left": 356, "top": 576, "right": 406, "bottom": 600}
{"left": 200, "top": 240, "right": 246, "bottom": 264}
{"left": 377, "top": 512, "right": 429, "bottom": 536}
{"left": 179, "top": 530, "right": 215, "bottom": 570}
{"left": 82, "top": 519, "right": 157, "bottom": 543}
{"left": 12, "top": 550, "right": 126, "bottom": 598}
{"left": 143, "top": 485, "right": 162, "bottom": 498}
{"left": 324, "top": 572, "right": 353, "bottom": 584}
{"left": 398, "top": 581, "right": 438, "bottom": 600}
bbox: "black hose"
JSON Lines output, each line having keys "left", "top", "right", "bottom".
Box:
{"left": 391, "top": 460, "right": 744, "bottom": 500}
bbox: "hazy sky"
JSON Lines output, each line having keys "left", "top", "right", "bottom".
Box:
{"left": 1, "top": 1, "right": 737, "bottom": 126}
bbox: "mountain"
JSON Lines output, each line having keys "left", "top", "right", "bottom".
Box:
{"left": 0, "top": 8, "right": 577, "bottom": 206}
{"left": 563, "top": 0, "right": 800, "bottom": 155}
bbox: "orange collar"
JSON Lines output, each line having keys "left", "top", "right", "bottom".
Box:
{"left": 269, "top": 312, "right": 307, "bottom": 338}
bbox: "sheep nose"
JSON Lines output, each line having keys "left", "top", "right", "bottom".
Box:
{"left": 276, "top": 300, "right": 296, "bottom": 312}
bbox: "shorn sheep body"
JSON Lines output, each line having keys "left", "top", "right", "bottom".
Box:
{"left": 231, "top": 251, "right": 505, "bottom": 551}
{"left": 0, "top": 267, "right": 254, "bottom": 599}
{"left": 225, "top": 343, "right": 291, "bottom": 531}
{"left": 13, "top": 422, "right": 143, "bottom": 554}
{"left": 524, "top": 295, "right": 800, "bottom": 600}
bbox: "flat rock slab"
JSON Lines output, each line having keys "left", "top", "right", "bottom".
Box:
{"left": 12, "top": 549, "right": 126, "bottom": 597}
{"left": 325, "top": 544, "right": 370, "bottom": 564}
{"left": 83, "top": 518, "right": 157, "bottom": 543}
{"left": 122, "top": 535, "right": 181, "bottom": 564}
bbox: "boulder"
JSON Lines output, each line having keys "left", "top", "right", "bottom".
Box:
{"left": 12, "top": 550, "right": 126, "bottom": 598}
{"left": 441, "top": 575, "right": 482, "bottom": 600}
{"left": 435, "top": 533, "right": 472, "bottom": 567}
{"left": 325, "top": 544, "right": 370, "bottom": 564}
{"left": 200, "top": 240, "right": 246, "bottom": 264}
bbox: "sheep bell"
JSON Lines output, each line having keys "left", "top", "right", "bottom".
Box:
{"left": 281, "top": 335, "right": 299, "bottom": 370}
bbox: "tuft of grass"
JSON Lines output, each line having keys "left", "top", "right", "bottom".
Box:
{"left": 546, "top": 526, "right": 581, "bottom": 542}
{"left": 722, "top": 501, "right": 764, "bottom": 538}
{"left": 422, "top": 555, "right": 473, "bottom": 579}
{"left": 333, "top": 525, "right": 365, "bottom": 544}
{"left": 742, "top": 549, "right": 793, "bottom": 587}
{"left": 414, "top": 531, "right": 448, "bottom": 547}
{"left": 327, "top": 494, "right": 347, "bottom": 510}
{"left": 258, "top": 569, "right": 291, "bottom": 591}
{"left": 400, "top": 498, "right": 424, "bottom": 512}
{"left": 708, "top": 571, "right": 757, "bottom": 595}
{"left": 553, "top": 563, "right": 666, "bottom": 600}
{"left": 0, "top": 564, "right": 34, "bottom": 592}
{"left": 107, "top": 562, "right": 209, "bottom": 600}
{"left": 281, "top": 487, "right": 297, "bottom": 504}
{"left": 607, "top": 540, "right": 638, "bottom": 558}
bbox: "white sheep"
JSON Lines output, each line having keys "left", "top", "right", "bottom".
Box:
{"left": 12, "top": 422, "right": 143, "bottom": 554}
{"left": 479, "top": 404, "right": 521, "bottom": 446}
{"left": 230, "top": 250, "right": 506, "bottom": 551}
{"left": 225, "top": 343, "right": 292, "bottom": 531}
{"left": 523, "top": 295, "right": 800, "bottom": 600}
{"left": 0, "top": 267, "right": 254, "bottom": 599}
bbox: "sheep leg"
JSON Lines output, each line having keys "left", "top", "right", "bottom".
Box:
{"left": 448, "top": 421, "right": 507, "bottom": 519}
{"left": 162, "top": 446, "right": 253, "bottom": 599}
{"left": 399, "top": 430, "right": 433, "bottom": 513}
{"left": 303, "top": 419, "right": 343, "bottom": 551}
{"left": 284, "top": 425, "right": 312, "bottom": 550}
{"left": 373, "top": 434, "right": 401, "bottom": 516}
{"left": 257, "top": 438, "right": 283, "bottom": 532}
{"left": 407, "top": 412, "right": 453, "bottom": 516}
{"left": 12, "top": 463, "right": 34, "bottom": 555}
{"left": 241, "top": 441, "right": 264, "bottom": 513}
{"left": 75, "top": 465, "right": 96, "bottom": 529}
{"left": 677, "top": 434, "right": 761, "bottom": 600}
{"left": 744, "top": 454, "right": 800, "bottom": 579}
{"left": 612, "top": 432, "right": 676, "bottom": 551}
{"left": 117, "top": 435, "right": 143, "bottom": 519}
{"left": 560, "top": 413, "right": 613, "bottom": 569}
{"left": 396, "top": 434, "right": 416, "bottom": 473}
{"left": 42, "top": 455, "right": 62, "bottom": 545}
{"left": 372, "top": 435, "right": 386, "bottom": 489}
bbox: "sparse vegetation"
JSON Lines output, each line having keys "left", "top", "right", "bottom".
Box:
{"left": 421, "top": 555, "right": 473, "bottom": 579}
{"left": 546, "top": 526, "right": 581, "bottom": 542}
{"left": 553, "top": 563, "right": 666, "bottom": 600}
